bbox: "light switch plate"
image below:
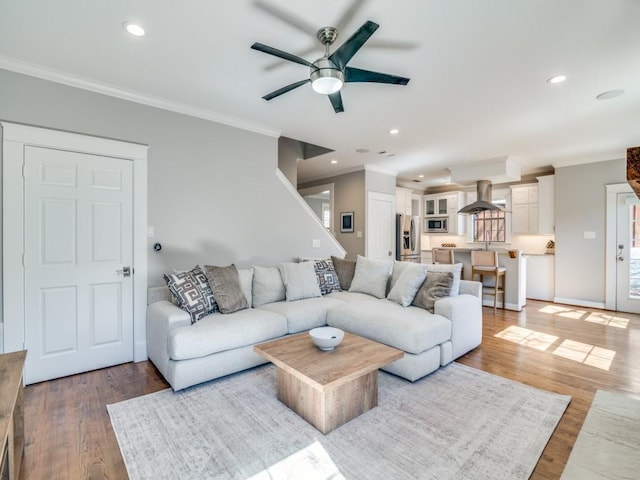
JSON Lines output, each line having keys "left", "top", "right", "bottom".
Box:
{"left": 312, "top": 239, "right": 320, "bottom": 248}
{"left": 357, "top": 231, "right": 363, "bottom": 238}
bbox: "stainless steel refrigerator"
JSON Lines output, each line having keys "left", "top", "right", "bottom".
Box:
{"left": 395, "top": 214, "right": 421, "bottom": 262}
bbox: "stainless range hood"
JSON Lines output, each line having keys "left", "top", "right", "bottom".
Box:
{"left": 457, "top": 180, "right": 504, "bottom": 215}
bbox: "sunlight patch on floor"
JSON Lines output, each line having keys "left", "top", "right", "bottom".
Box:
{"left": 247, "top": 440, "right": 344, "bottom": 480}
{"left": 494, "top": 325, "right": 559, "bottom": 351}
{"left": 538, "top": 304, "right": 630, "bottom": 329}
{"left": 552, "top": 340, "right": 616, "bottom": 370}
{"left": 495, "top": 327, "right": 616, "bottom": 370}
{"left": 584, "top": 312, "right": 630, "bottom": 329}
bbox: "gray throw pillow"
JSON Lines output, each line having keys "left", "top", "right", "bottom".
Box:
{"left": 279, "top": 261, "right": 322, "bottom": 301}
{"left": 163, "top": 266, "right": 217, "bottom": 323}
{"left": 412, "top": 271, "right": 454, "bottom": 313}
{"left": 349, "top": 255, "right": 393, "bottom": 299}
{"left": 252, "top": 266, "right": 286, "bottom": 307}
{"left": 425, "top": 263, "right": 463, "bottom": 296}
{"left": 331, "top": 256, "right": 356, "bottom": 290}
{"left": 203, "top": 264, "right": 249, "bottom": 314}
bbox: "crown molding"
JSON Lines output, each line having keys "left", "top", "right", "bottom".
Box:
{"left": 0, "top": 55, "right": 281, "bottom": 138}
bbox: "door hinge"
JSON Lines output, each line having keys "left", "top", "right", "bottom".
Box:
{"left": 22, "top": 164, "right": 26, "bottom": 178}
{"left": 22, "top": 253, "right": 25, "bottom": 266}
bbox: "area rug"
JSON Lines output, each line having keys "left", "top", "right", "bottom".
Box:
{"left": 561, "top": 390, "right": 640, "bottom": 479}
{"left": 108, "top": 363, "right": 570, "bottom": 480}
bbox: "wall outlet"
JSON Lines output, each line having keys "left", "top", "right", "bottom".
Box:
{"left": 147, "top": 226, "right": 155, "bottom": 237}
{"left": 584, "top": 231, "right": 596, "bottom": 239}
{"left": 312, "top": 239, "right": 320, "bottom": 248}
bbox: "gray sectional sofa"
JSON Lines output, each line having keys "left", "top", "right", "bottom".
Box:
{"left": 146, "top": 257, "right": 483, "bottom": 391}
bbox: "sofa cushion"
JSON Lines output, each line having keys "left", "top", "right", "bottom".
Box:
{"left": 252, "top": 266, "right": 286, "bottom": 307}
{"left": 348, "top": 255, "right": 393, "bottom": 299}
{"left": 257, "top": 297, "right": 345, "bottom": 334}
{"left": 203, "top": 264, "right": 249, "bottom": 314}
{"left": 279, "top": 261, "right": 322, "bottom": 301}
{"left": 326, "top": 291, "right": 376, "bottom": 303}
{"left": 413, "top": 271, "right": 454, "bottom": 313}
{"left": 327, "top": 300, "right": 451, "bottom": 354}
{"left": 331, "top": 256, "right": 356, "bottom": 290}
{"left": 163, "top": 266, "right": 216, "bottom": 323}
{"left": 387, "top": 263, "right": 428, "bottom": 307}
{"left": 168, "top": 308, "right": 288, "bottom": 361}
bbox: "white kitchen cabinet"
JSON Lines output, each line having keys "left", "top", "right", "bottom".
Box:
{"left": 537, "top": 175, "right": 555, "bottom": 234}
{"left": 511, "top": 184, "right": 539, "bottom": 234}
{"left": 424, "top": 192, "right": 465, "bottom": 234}
{"left": 395, "top": 187, "right": 413, "bottom": 215}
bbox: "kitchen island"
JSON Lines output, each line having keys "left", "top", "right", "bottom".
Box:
{"left": 423, "top": 247, "right": 527, "bottom": 311}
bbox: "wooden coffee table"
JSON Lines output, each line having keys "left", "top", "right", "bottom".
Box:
{"left": 254, "top": 331, "right": 403, "bottom": 434}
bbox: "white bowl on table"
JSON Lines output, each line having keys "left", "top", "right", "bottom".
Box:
{"left": 309, "top": 327, "right": 344, "bottom": 351}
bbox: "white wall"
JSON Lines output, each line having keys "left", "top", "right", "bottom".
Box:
{"left": 554, "top": 158, "right": 625, "bottom": 305}
{"left": 0, "top": 68, "right": 343, "bottom": 300}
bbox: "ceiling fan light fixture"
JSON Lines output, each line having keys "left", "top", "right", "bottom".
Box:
{"left": 310, "top": 58, "right": 344, "bottom": 95}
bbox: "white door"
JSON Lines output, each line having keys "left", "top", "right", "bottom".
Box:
{"left": 367, "top": 192, "right": 395, "bottom": 259}
{"left": 616, "top": 192, "right": 640, "bottom": 313}
{"left": 23, "top": 146, "right": 134, "bottom": 383}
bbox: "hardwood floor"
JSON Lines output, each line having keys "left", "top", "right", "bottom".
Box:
{"left": 19, "top": 299, "right": 640, "bottom": 479}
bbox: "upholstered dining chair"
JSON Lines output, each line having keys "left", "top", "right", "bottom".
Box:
{"left": 470, "top": 250, "right": 506, "bottom": 312}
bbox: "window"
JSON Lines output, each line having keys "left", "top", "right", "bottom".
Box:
{"left": 322, "top": 203, "right": 331, "bottom": 229}
{"left": 473, "top": 199, "right": 506, "bottom": 242}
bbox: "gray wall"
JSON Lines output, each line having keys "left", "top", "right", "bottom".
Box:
{"left": 301, "top": 171, "right": 366, "bottom": 259}
{"left": 554, "top": 158, "right": 625, "bottom": 304}
{"left": 277, "top": 136, "right": 301, "bottom": 186}
{"left": 0, "top": 68, "right": 343, "bottom": 297}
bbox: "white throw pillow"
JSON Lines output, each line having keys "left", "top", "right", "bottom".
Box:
{"left": 279, "top": 261, "right": 322, "bottom": 301}
{"left": 349, "top": 255, "right": 393, "bottom": 299}
{"left": 425, "top": 263, "right": 463, "bottom": 296}
{"left": 252, "top": 266, "right": 286, "bottom": 307}
{"left": 238, "top": 268, "right": 254, "bottom": 308}
{"left": 387, "top": 263, "right": 428, "bottom": 307}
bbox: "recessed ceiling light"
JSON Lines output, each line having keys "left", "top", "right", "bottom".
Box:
{"left": 389, "top": 128, "right": 399, "bottom": 135}
{"left": 418, "top": 174, "right": 424, "bottom": 178}
{"left": 547, "top": 74, "right": 567, "bottom": 84}
{"left": 356, "top": 148, "right": 369, "bottom": 153}
{"left": 123, "top": 22, "right": 145, "bottom": 37}
{"left": 596, "top": 89, "right": 625, "bottom": 100}
{"left": 330, "top": 159, "right": 338, "bottom": 164}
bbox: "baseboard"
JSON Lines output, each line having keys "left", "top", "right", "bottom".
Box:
{"left": 553, "top": 297, "right": 606, "bottom": 309}
{"left": 134, "top": 341, "right": 148, "bottom": 362}
{"left": 481, "top": 299, "right": 523, "bottom": 312}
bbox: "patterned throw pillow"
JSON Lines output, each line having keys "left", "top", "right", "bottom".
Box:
{"left": 310, "top": 259, "right": 341, "bottom": 295}
{"left": 164, "top": 266, "right": 217, "bottom": 323}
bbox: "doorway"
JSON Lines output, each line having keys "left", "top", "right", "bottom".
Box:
{"left": 605, "top": 184, "right": 640, "bottom": 313}
{"left": 2, "top": 122, "right": 148, "bottom": 383}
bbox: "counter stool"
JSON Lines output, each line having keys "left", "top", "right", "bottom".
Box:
{"left": 432, "top": 248, "right": 464, "bottom": 277}
{"left": 471, "top": 250, "right": 506, "bottom": 312}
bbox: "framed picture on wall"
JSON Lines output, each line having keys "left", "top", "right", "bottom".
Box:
{"left": 340, "top": 212, "right": 354, "bottom": 233}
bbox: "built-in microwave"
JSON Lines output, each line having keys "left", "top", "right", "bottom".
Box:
{"left": 425, "top": 216, "right": 448, "bottom": 233}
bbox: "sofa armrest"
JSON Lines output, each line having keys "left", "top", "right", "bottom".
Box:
{"left": 434, "top": 294, "right": 482, "bottom": 359}
{"left": 459, "top": 280, "right": 482, "bottom": 298}
{"left": 146, "top": 301, "right": 191, "bottom": 378}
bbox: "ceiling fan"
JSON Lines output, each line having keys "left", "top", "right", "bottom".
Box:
{"left": 251, "top": 20, "right": 410, "bottom": 113}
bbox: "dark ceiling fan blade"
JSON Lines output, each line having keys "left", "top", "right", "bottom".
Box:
{"left": 335, "top": 0, "right": 368, "bottom": 32}
{"left": 253, "top": 0, "right": 317, "bottom": 36}
{"left": 264, "top": 44, "right": 319, "bottom": 71}
{"left": 345, "top": 66, "right": 410, "bottom": 85}
{"left": 328, "top": 91, "right": 344, "bottom": 113}
{"left": 262, "top": 79, "right": 310, "bottom": 101}
{"left": 251, "top": 43, "right": 315, "bottom": 68}
{"left": 328, "top": 20, "right": 379, "bottom": 70}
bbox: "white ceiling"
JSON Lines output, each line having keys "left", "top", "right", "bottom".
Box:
{"left": 1, "top": 0, "right": 639, "bottom": 188}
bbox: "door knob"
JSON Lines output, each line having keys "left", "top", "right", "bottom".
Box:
{"left": 116, "top": 266, "right": 132, "bottom": 277}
